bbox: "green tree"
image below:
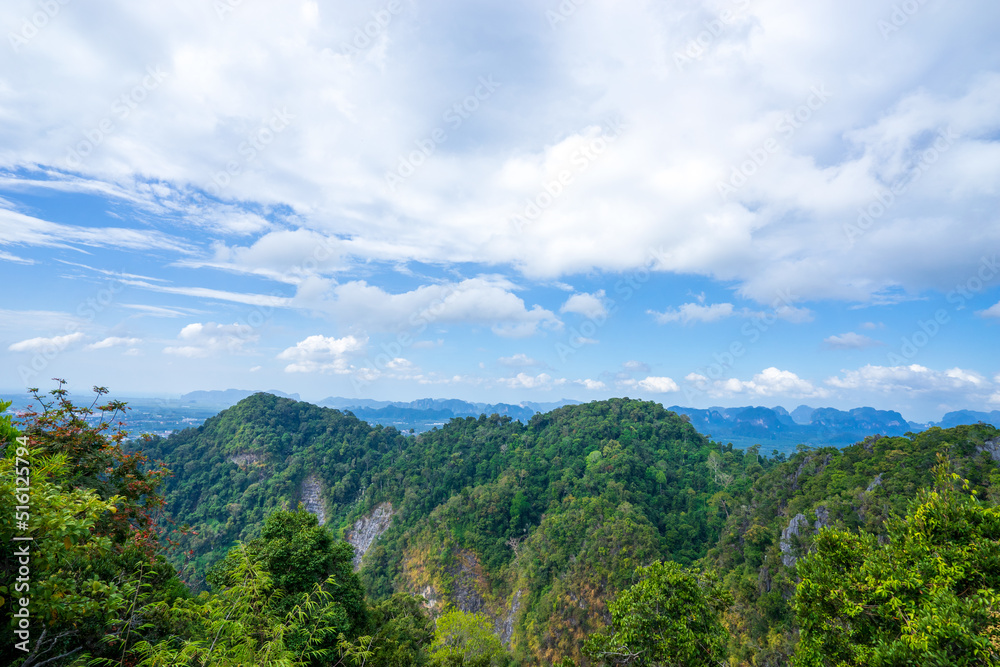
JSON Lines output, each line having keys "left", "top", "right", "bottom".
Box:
{"left": 794, "top": 458, "right": 1000, "bottom": 666}
{"left": 583, "top": 561, "right": 731, "bottom": 666}
{"left": 367, "top": 592, "right": 435, "bottom": 666}
{"left": 0, "top": 386, "right": 186, "bottom": 667}
{"left": 429, "top": 610, "right": 512, "bottom": 667}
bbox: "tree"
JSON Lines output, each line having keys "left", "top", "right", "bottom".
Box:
{"left": 793, "top": 458, "right": 1000, "bottom": 666}
{"left": 367, "top": 592, "right": 435, "bottom": 667}
{"left": 0, "top": 385, "right": 186, "bottom": 667}
{"left": 583, "top": 560, "right": 731, "bottom": 666}
{"left": 206, "top": 507, "right": 368, "bottom": 660}
{"left": 429, "top": 610, "right": 512, "bottom": 667}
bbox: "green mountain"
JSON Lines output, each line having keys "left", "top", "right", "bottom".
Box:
{"left": 139, "top": 392, "right": 1000, "bottom": 665}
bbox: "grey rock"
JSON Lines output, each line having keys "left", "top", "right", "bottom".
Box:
{"left": 780, "top": 513, "right": 809, "bottom": 567}
{"left": 977, "top": 437, "right": 1000, "bottom": 463}
{"left": 300, "top": 475, "right": 326, "bottom": 525}
{"left": 346, "top": 502, "right": 393, "bottom": 569}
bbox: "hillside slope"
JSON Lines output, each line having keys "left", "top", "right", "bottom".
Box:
{"left": 140, "top": 394, "right": 1000, "bottom": 665}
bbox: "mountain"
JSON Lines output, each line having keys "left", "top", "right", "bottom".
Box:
{"left": 668, "top": 404, "right": 923, "bottom": 453}
{"left": 137, "top": 393, "right": 1000, "bottom": 664}
{"left": 790, "top": 404, "right": 816, "bottom": 424}
{"left": 933, "top": 409, "right": 1000, "bottom": 428}
{"left": 179, "top": 388, "right": 300, "bottom": 405}
{"left": 316, "top": 396, "right": 546, "bottom": 432}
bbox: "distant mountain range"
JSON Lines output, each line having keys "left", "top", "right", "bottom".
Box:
{"left": 179, "top": 389, "right": 301, "bottom": 405}
{"left": 317, "top": 396, "right": 578, "bottom": 429}
{"left": 165, "top": 390, "right": 1000, "bottom": 453}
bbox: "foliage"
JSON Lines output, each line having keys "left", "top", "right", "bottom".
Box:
{"left": 0, "top": 385, "right": 187, "bottom": 667}
{"left": 583, "top": 561, "right": 731, "bottom": 666}
{"left": 793, "top": 457, "right": 1000, "bottom": 666}
{"left": 429, "top": 610, "right": 513, "bottom": 667}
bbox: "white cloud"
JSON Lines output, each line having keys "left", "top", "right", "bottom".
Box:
{"left": 500, "top": 373, "right": 566, "bottom": 390}
{"left": 178, "top": 229, "right": 343, "bottom": 283}
{"left": 164, "top": 322, "right": 258, "bottom": 357}
{"left": 826, "top": 364, "right": 990, "bottom": 394}
{"left": 87, "top": 336, "right": 141, "bottom": 350}
{"left": 277, "top": 334, "right": 367, "bottom": 373}
{"left": 636, "top": 376, "right": 680, "bottom": 393}
{"left": 571, "top": 336, "right": 599, "bottom": 347}
{"left": 122, "top": 278, "right": 293, "bottom": 308}
{"left": 823, "top": 332, "right": 882, "bottom": 350}
{"left": 313, "top": 277, "right": 561, "bottom": 338}
{"left": 0, "top": 2, "right": 995, "bottom": 306}
{"left": 0, "top": 207, "right": 191, "bottom": 254}
{"left": 560, "top": 290, "right": 608, "bottom": 319}
{"left": 649, "top": 303, "right": 734, "bottom": 325}
{"left": 686, "top": 367, "right": 827, "bottom": 399}
{"left": 8, "top": 332, "right": 85, "bottom": 352}
{"left": 498, "top": 353, "right": 540, "bottom": 367}
{"left": 575, "top": 378, "right": 606, "bottom": 390}
{"left": 0, "top": 249, "right": 33, "bottom": 264}
{"left": 979, "top": 301, "right": 1000, "bottom": 318}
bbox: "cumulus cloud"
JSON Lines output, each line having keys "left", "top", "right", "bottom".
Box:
{"left": 313, "top": 277, "right": 561, "bottom": 338}
{"left": 500, "top": 373, "right": 566, "bottom": 390}
{"left": 575, "top": 378, "right": 606, "bottom": 390}
{"left": 164, "top": 322, "right": 257, "bottom": 357}
{"left": 8, "top": 332, "right": 85, "bottom": 352}
{"left": 826, "top": 364, "right": 990, "bottom": 394}
{"left": 179, "top": 229, "right": 344, "bottom": 283}
{"left": 979, "top": 301, "right": 1000, "bottom": 318}
{"left": 560, "top": 290, "right": 608, "bottom": 319}
{"left": 823, "top": 332, "right": 883, "bottom": 350}
{"left": 635, "top": 376, "right": 680, "bottom": 393}
{"left": 277, "top": 334, "right": 367, "bottom": 374}
{"left": 686, "top": 367, "right": 827, "bottom": 399}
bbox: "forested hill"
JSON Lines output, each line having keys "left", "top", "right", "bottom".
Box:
{"left": 139, "top": 393, "right": 1000, "bottom": 665}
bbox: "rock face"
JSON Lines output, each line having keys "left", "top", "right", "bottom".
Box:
{"left": 813, "top": 505, "right": 830, "bottom": 532}
{"left": 499, "top": 590, "right": 523, "bottom": 646}
{"left": 346, "top": 502, "right": 393, "bottom": 569}
{"left": 780, "top": 513, "right": 809, "bottom": 567}
{"left": 301, "top": 475, "right": 326, "bottom": 525}
{"left": 977, "top": 437, "right": 1000, "bottom": 463}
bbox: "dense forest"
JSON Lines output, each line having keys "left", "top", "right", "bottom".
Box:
{"left": 3, "top": 385, "right": 1000, "bottom": 665}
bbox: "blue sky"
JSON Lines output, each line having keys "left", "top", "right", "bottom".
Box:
{"left": 1, "top": 0, "right": 999, "bottom": 420}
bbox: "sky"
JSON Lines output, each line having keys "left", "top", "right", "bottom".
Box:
{"left": 1, "top": 0, "right": 999, "bottom": 421}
